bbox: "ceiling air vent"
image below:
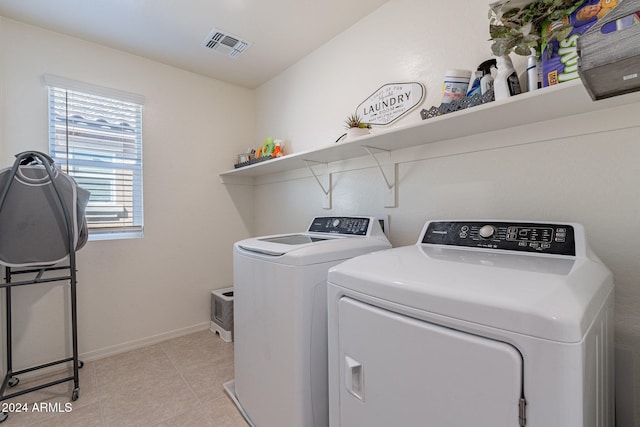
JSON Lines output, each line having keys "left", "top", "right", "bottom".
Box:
{"left": 202, "top": 28, "right": 252, "bottom": 58}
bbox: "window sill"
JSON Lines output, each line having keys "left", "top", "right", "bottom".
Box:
{"left": 88, "top": 229, "right": 144, "bottom": 241}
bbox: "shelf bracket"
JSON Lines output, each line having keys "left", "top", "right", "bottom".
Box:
{"left": 303, "top": 159, "right": 332, "bottom": 209}
{"left": 362, "top": 145, "right": 396, "bottom": 207}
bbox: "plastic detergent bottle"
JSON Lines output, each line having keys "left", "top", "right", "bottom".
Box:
{"left": 466, "top": 70, "right": 483, "bottom": 97}
{"left": 527, "top": 48, "right": 539, "bottom": 92}
{"left": 480, "top": 65, "right": 495, "bottom": 95}
{"left": 494, "top": 55, "right": 521, "bottom": 101}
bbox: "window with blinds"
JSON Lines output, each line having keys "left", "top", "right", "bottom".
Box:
{"left": 45, "top": 75, "right": 144, "bottom": 239}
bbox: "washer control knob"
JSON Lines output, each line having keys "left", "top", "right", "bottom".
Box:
{"left": 332, "top": 219, "right": 341, "bottom": 227}
{"left": 478, "top": 225, "right": 496, "bottom": 239}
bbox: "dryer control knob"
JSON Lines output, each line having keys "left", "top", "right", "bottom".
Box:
{"left": 478, "top": 225, "right": 496, "bottom": 239}
{"left": 332, "top": 219, "right": 341, "bottom": 227}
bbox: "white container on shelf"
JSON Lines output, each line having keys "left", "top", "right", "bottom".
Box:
{"left": 527, "top": 48, "right": 540, "bottom": 92}
{"left": 442, "top": 69, "right": 472, "bottom": 103}
{"left": 494, "top": 55, "right": 522, "bottom": 100}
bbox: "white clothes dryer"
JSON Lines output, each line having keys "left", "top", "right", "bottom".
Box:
{"left": 327, "top": 220, "right": 614, "bottom": 427}
{"left": 226, "top": 216, "right": 391, "bottom": 427}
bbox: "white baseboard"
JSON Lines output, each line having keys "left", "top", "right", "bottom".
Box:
{"left": 81, "top": 322, "right": 211, "bottom": 362}
{"left": 3, "top": 322, "right": 212, "bottom": 382}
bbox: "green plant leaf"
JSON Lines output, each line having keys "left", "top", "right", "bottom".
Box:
{"left": 491, "top": 38, "right": 517, "bottom": 56}
{"left": 514, "top": 43, "right": 532, "bottom": 56}
{"left": 490, "top": 24, "right": 511, "bottom": 38}
{"left": 488, "top": 0, "right": 581, "bottom": 57}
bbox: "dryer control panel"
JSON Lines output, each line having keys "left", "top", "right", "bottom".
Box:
{"left": 422, "top": 221, "right": 575, "bottom": 256}
{"left": 308, "top": 217, "right": 370, "bottom": 236}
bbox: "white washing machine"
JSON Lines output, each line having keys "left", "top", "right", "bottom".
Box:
{"left": 327, "top": 220, "right": 614, "bottom": 427}
{"left": 225, "top": 216, "right": 391, "bottom": 427}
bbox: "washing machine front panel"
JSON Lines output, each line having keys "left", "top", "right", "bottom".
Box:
{"left": 234, "top": 253, "right": 334, "bottom": 427}
{"left": 328, "top": 283, "right": 615, "bottom": 427}
{"left": 337, "top": 297, "right": 523, "bottom": 427}
{"left": 231, "top": 216, "right": 391, "bottom": 427}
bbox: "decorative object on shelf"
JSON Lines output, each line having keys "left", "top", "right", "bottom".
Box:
{"left": 344, "top": 113, "right": 372, "bottom": 130}
{"left": 345, "top": 127, "right": 371, "bottom": 140}
{"left": 336, "top": 82, "right": 426, "bottom": 143}
{"left": 236, "top": 148, "right": 255, "bottom": 165}
{"left": 420, "top": 89, "right": 495, "bottom": 120}
{"left": 234, "top": 137, "right": 285, "bottom": 168}
{"left": 489, "top": 0, "right": 584, "bottom": 58}
{"left": 336, "top": 113, "right": 372, "bottom": 142}
{"left": 234, "top": 155, "right": 275, "bottom": 169}
{"left": 256, "top": 137, "right": 275, "bottom": 158}
{"left": 355, "top": 82, "right": 426, "bottom": 126}
{"left": 578, "top": 0, "right": 640, "bottom": 100}
{"left": 272, "top": 139, "right": 283, "bottom": 157}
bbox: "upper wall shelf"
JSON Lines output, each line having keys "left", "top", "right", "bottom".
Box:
{"left": 220, "top": 80, "right": 640, "bottom": 180}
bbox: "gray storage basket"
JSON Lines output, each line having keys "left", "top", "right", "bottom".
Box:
{"left": 578, "top": 0, "right": 640, "bottom": 99}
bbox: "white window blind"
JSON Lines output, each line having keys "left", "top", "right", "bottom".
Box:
{"left": 45, "top": 75, "right": 144, "bottom": 239}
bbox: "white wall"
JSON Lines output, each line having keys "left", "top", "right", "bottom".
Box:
{"left": 0, "top": 18, "right": 255, "bottom": 366}
{"left": 253, "top": 0, "right": 640, "bottom": 422}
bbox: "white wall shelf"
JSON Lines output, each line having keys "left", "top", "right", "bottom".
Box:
{"left": 220, "top": 80, "right": 640, "bottom": 182}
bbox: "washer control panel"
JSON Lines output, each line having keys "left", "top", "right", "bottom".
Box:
{"left": 308, "top": 217, "right": 371, "bottom": 236}
{"left": 422, "top": 221, "right": 575, "bottom": 255}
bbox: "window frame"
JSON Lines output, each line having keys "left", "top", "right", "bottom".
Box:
{"left": 45, "top": 75, "right": 145, "bottom": 241}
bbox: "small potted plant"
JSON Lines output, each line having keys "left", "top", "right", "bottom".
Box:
{"left": 344, "top": 113, "right": 372, "bottom": 140}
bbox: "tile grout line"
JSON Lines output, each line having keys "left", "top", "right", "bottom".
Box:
{"left": 158, "top": 341, "right": 217, "bottom": 425}
{"left": 90, "top": 361, "right": 108, "bottom": 427}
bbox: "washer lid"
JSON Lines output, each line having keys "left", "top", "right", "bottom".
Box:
{"left": 258, "top": 234, "right": 331, "bottom": 246}
{"left": 234, "top": 216, "right": 391, "bottom": 265}
{"left": 237, "top": 233, "right": 341, "bottom": 256}
{"left": 328, "top": 244, "right": 613, "bottom": 342}
{"left": 236, "top": 234, "right": 391, "bottom": 265}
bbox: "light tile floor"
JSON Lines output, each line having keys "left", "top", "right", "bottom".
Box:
{"left": 0, "top": 330, "right": 249, "bottom": 426}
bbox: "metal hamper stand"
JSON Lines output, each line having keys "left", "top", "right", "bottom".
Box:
{"left": 0, "top": 152, "right": 83, "bottom": 423}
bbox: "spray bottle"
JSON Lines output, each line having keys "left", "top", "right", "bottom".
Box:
{"left": 466, "top": 59, "right": 497, "bottom": 98}
{"left": 494, "top": 55, "right": 521, "bottom": 101}
{"left": 478, "top": 59, "right": 497, "bottom": 96}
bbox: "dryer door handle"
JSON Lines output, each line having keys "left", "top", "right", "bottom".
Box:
{"left": 345, "top": 355, "right": 365, "bottom": 401}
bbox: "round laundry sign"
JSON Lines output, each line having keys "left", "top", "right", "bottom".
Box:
{"left": 357, "top": 82, "right": 425, "bottom": 126}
